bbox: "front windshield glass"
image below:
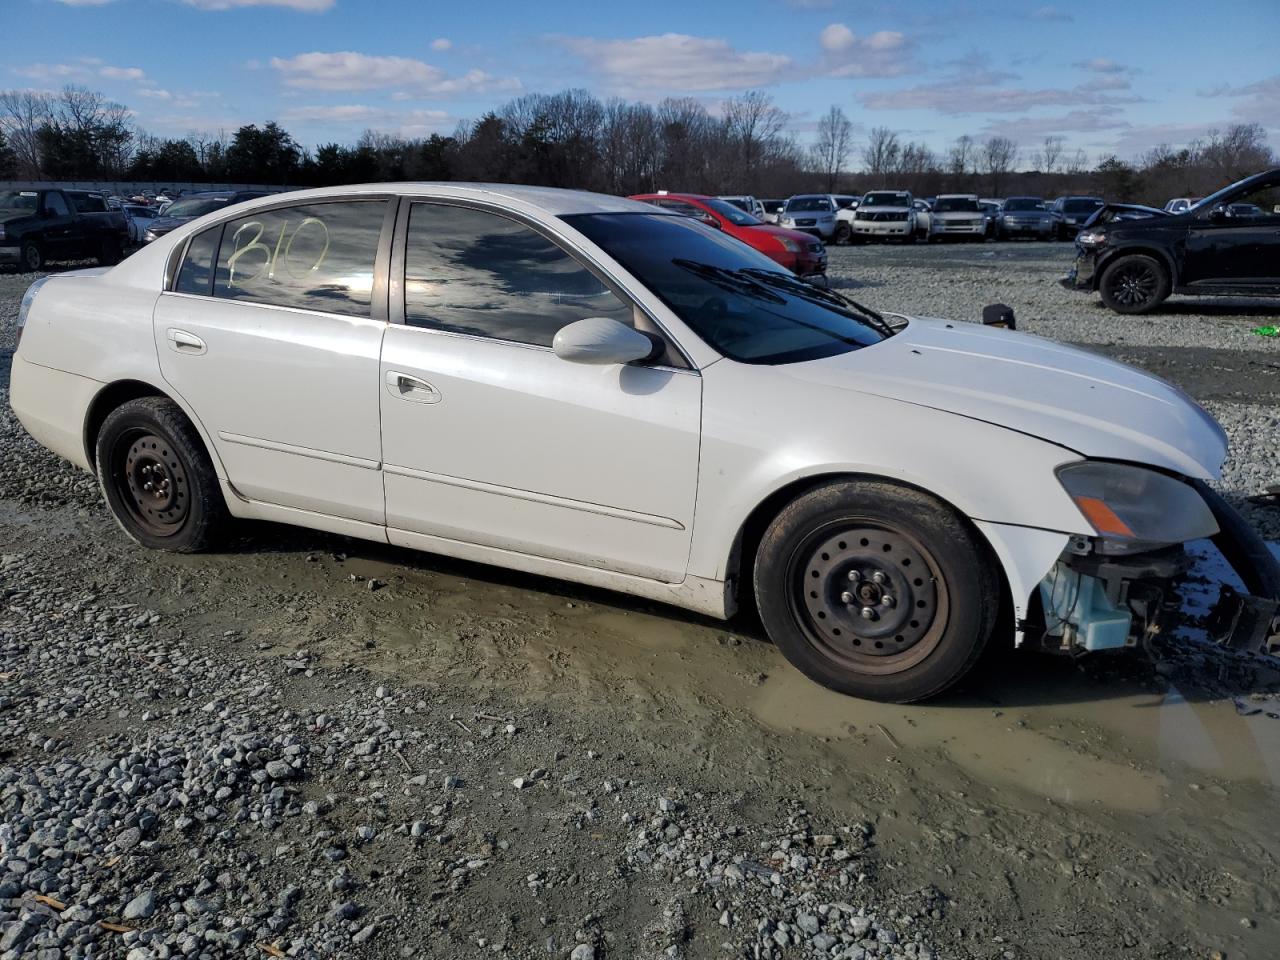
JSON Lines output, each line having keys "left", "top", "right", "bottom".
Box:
{"left": 162, "top": 196, "right": 230, "bottom": 219}
{"left": 1195, "top": 172, "right": 1280, "bottom": 213}
{"left": 0, "top": 190, "right": 39, "bottom": 211}
{"left": 934, "top": 197, "right": 980, "bottom": 212}
{"left": 564, "top": 212, "right": 888, "bottom": 365}
{"left": 704, "top": 198, "right": 762, "bottom": 226}
{"left": 862, "top": 192, "right": 910, "bottom": 207}
{"left": 786, "top": 198, "right": 833, "bottom": 213}
{"left": 1004, "top": 198, "right": 1045, "bottom": 212}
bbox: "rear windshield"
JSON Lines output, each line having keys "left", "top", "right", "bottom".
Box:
{"left": 933, "top": 197, "right": 979, "bottom": 212}
{"left": 564, "top": 212, "right": 888, "bottom": 365}
{"left": 162, "top": 196, "right": 232, "bottom": 219}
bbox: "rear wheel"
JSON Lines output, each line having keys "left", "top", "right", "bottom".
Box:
{"left": 1099, "top": 254, "right": 1170, "bottom": 314}
{"left": 753, "top": 480, "right": 1000, "bottom": 702}
{"left": 95, "top": 397, "right": 229, "bottom": 552}
{"left": 20, "top": 241, "right": 43, "bottom": 272}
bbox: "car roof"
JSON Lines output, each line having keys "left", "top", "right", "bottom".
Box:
{"left": 232, "top": 183, "right": 657, "bottom": 216}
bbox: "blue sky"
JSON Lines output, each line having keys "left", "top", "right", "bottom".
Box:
{"left": 7, "top": 0, "right": 1278, "bottom": 165}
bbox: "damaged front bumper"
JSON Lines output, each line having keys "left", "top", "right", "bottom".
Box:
{"left": 1030, "top": 482, "right": 1280, "bottom": 656}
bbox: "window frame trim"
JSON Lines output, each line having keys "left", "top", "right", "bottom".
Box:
{"left": 163, "top": 194, "right": 397, "bottom": 323}
{"left": 388, "top": 195, "right": 696, "bottom": 372}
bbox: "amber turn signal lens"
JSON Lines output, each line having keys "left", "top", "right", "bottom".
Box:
{"left": 1073, "top": 496, "right": 1136, "bottom": 539}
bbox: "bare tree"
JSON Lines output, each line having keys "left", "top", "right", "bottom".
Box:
{"left": 981, "top": 136, "right": 1018, "bottom": 196}
{"left": 1199, "top": 123, "right": 1272, "bottom": 182}
{"left": 947, "top": 134, "right": 974, "bottom": 179}
{"left": 811, "top": 105, "right": 853, "bottom": 192}
{"left": 1030, "top": 135, "right": 1064, "bottom": 173}
{"left": 0, "top": 89, "right": 53, "bottom": 177}
{"left": 724, "top": 90, "right": 787, "bottom": 180}
{"left": 1064, "top": 147, "right": 1089, "bottom": 176}
{"left": 862, "top": 126, "right": 901, "bottom": 179}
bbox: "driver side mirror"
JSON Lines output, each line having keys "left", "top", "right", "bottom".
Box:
{"left": 553, "top": 317, "right": 659, "bottom": 366}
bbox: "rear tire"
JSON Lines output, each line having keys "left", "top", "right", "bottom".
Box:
{"left": 95, "top": 397, "right": 229, "bottom": 553}
{"left": 753, "top": 479, "right": 1000, "bottom": 702}
{"left": 1099, "top": 254, "right": 1170, "bottom": 314}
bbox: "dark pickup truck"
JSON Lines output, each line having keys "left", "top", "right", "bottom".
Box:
{"left": 0, "top": 188, "right": 130, "bottom": 272}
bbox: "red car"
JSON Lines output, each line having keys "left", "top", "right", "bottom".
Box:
{"left": 628, "top": 192, "right": 828, "bottom": 282}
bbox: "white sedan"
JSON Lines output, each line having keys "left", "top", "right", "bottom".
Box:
{"left": 10, "top": 184, "right": 1279, "bottom": 701}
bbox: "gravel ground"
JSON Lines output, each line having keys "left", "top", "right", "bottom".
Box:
{"left": 2, "top": 248, "right": 1279, "bottom": 960}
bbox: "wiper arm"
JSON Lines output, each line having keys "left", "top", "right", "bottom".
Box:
{"left": 738, "top": 268, "right": 896, "bottom": 338}
{"left": 672, "top": 259, "right": 786, "bottom": 304}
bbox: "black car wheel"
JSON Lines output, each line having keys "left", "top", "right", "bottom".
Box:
{"left": 834, "top": 223, "right": 852, "bottom": 245}
{"left": 754, "top": 480, "right": 1000, "bottom": 702}
{"left": 1099, "top": 254, "right": 1171, "bottom": 315}
{"left": 95, "top": 397, "right": 229, "bottom": 552}
{"left": 20, "top": 241, "right": 43, "bottom": 272}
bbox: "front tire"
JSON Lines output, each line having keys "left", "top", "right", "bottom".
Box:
{"left": 20, "top": 241, "right": 43, "bottom": 272}
{"left": 753, "top": 480, "right": 1000, "bottom": 702}
{"left": 1098, "top": 254, "right": 1170, "bottom": 314}
{"left": 834, "top": 223, "right": 851, "bottom": 245}
{"left": 95, "top": 397, "right": 229, "bottom": 552}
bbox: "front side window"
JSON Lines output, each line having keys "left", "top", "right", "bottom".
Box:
{"left": 68, "top": 193, "right": 107, "bottom": 213}
{"left": 565, "top": 212, "right": 888, "bottom": 365}
{"left": 212, "top": 200, "right": 387, "bottom": 317}
{"left": 403, "top": 203, "right": 633, "bottom": 348}
{"left": 44, "top": 192, "right": 70, "bottom": 217}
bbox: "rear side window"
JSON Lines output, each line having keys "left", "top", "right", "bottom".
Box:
{"left": 175, "top": 227, "right": 220, "bottom": 296}
{"left": 212, "top": 200, "right": 388, "bottom": 317}
{"left": 403, "top": 202, "right": 633, "bottom": 347}
{"left": 68, "top": 193, "right": 107, "bottom": 213}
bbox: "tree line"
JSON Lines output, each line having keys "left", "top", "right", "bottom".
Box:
{"left": 0, "top": 85, "right": 1273, "bottom": 206}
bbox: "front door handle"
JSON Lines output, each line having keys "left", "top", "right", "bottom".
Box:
{"left": 385, "top": 370, "right": 441, "bottom": 403}
{"left": 166, "top": 328, "right": 206, "bottom": 354}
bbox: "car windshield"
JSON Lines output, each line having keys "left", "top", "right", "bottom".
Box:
{"left": 704, "top": 198, "right": 762, "bottom": 226}
{"left": 1196, "top": 171, "right": 1280, "bottom": 213}
{"left": 565, "top": 212, "right": 889, "bottom": 365}
{"left": 0, "top": 190, "right": 40, "bottom": 212}
{"left": 1003, "top": 198, "right": 1044, "bottom": 212}
{"left": 834, "top": 197, "right": 856, "bottom": 209}
{"left": 1062, "top": 198, "right": 1102, "bottom": 213}
{"left": 863, "top": 193, "right": 909, "bottom": 207}
{"left": 162, "top": 196, "right": 231, "bottom": 219}
{"left": 787, "top": 198, "right": 832, "bottom": 213}
{"left": 934, "top": 197, "right": 979, "bottom": 212}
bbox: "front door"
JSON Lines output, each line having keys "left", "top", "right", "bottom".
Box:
{"left": 1184, "top": 175, "right": 1280, "bottom": 285}
{"left": 379, "top": 201, "right": 702, "bottom": 582}
{"left": 154, "top": 197, "right": 393, "bottom": 524}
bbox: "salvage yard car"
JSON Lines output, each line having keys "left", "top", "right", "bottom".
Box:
{"left": 0, "top": 188, "right": 129, "bottom": 270}
{"left": 852, "top": 190, "right": 916, "bottom": 243}
{"left": 778, "top": 195, "right": 838, "bottom": 241}
{"left": 10, "top": 183, "right": 1280, "bottom": 703}
{"left": 1063, "top": 167, "right": 1280, "bottom": 314}
{"left": 996, "top": 197, "right": 1056, "bottom": 240}
{"left": 927, "top": 195, "right": 987, "bottom": 241}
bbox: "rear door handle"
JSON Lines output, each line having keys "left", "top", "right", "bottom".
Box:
{"left": 166, "top": 328, "right": 206, "bottom": 354}
{"left": 385, "top": 370, "right": 441, "bottom": 403}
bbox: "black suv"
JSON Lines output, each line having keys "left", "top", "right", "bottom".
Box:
{"left": 1061, "top": 168, "right": 1280, "bottom": 314}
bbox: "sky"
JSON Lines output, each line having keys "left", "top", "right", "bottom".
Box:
{"left": 5, "top": 0, "right": 1279, "bottom": 164}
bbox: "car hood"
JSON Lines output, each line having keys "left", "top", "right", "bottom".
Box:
{"left": 146, "top": 216, "right": 192, "bottom": 235}
{"left": 780, "top": 317, "right": 1227, "bottom": 479}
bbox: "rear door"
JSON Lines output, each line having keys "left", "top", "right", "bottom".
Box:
{"left": 378, "top": 199, "right": 702, "bottom": 582}
{"left": 153, "top": 196, "right": 394, "bottom": 524}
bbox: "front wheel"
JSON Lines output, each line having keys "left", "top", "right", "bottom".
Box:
{"left": 754, "top": 480, "right": 1000, "bottom": 702}
{"left": 1099, "top": 254, "right": 1170, "bottom": 314}
{"left": 95, "top": 397, "right": 229, "bottom": 552}
{"left": 834, "top": 223, "right": 852, "bottom": 245}
{"left": 20, "top": 241, "right": 43, "bottom": 272}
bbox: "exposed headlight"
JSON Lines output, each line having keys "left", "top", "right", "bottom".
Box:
{"left": 1076, "top": 230, "right": 1107, "bottom": 247}
{"left": 778, "top": 236, "right": 800, "bottom": 253}
{"left": 1056, "top": 461, "right": 1218, "bottom": 547}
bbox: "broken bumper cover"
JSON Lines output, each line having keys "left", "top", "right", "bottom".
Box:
{"left": 1036, "top": 483, "right": 1280, "bottom": 656}
{"left": 1059, "top": 253, "right": 1098, "bottom": 291}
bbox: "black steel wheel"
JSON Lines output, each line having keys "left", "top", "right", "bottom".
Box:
{"left": 754, "top": 480, "right": 1000, "bottom": 702}
{"left": 95, "top": 397, "right": 228, "bottom": 552}
{"left": 1099, "top": 254, "right": 1170, "bottom": 314}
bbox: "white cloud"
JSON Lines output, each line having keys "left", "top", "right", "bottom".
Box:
{"left": 431, "top": 38, "right": 452, "bottom": 52}
{"left": 558, "top": 33, "right": 792, "bottom": 93}
{"left": 270, "top": 51, "right": 518, "bottom": 96}
{"left": 53, "top": 0, "right": 116, "bottom": 6}
{"left": 1202, "top": 73, "right": 1280, "bottom": 129}
{"left": 1031, "top": 5, "right": 1072, "bottom": 20}
{"left": 982, "top": 107, "right": 1130, "bottom": 140}
{"left": 181, "top": 0, "right": 334, "bottom": 10}
{"left": 818, "top": 23, "right": 913, "bottom": 78}
{"left": 99, "top": 65, "right": 145, "bottom": 81}
{"left": 1076, "top": 57, "right": 1126, "bottom": 74}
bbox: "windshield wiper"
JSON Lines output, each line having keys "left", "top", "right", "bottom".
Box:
{"left": 672, "top": 259, "right": 787, "bottom": 304}
{"left": 737, "top": 268, "right": 897, "bottom": 338}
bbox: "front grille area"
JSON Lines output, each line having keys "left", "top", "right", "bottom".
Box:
{"left": 857, "top": 211, "right": 908, "bottom": 222}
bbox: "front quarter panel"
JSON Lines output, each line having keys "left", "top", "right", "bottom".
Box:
{"left": 688, "top": 358, "right": 1091, "bottom": 583}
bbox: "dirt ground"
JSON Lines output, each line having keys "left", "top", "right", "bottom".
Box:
{"left": 2, "top": 243, "right": 1280, "bottom": 960}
